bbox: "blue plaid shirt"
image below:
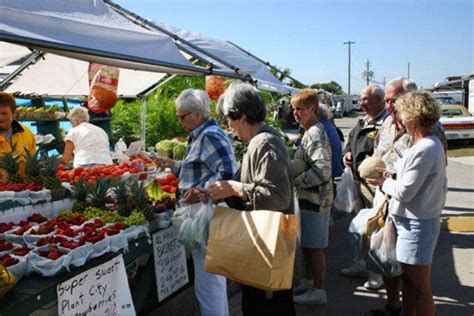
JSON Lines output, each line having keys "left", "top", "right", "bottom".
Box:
{"left": 173, "top": 120, "right": 237, "bottom": 193}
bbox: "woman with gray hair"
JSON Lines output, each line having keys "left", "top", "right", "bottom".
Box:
{"left": 205, "top": 81, "right": 296, "bottom": 315}
{"left": 62, "top": 106, "right": 112, "bottom": 168}
{"left": 368, "top": 91, "right": 447, "bottom": 316}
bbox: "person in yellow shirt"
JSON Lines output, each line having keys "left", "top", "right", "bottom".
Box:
{"left": 0, "top": 92, "right": 36, "bottom": 181}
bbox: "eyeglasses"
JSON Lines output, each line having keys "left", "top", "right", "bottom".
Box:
{"left": 177, "top": 112, "right": 193, "bottom": 121}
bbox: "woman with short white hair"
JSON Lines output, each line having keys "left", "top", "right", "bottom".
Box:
{"left": 62, "top": 106, "right": 112, "bottom": 168}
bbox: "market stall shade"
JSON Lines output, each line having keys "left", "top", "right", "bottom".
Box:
{"left": 0, "top": 0, "right": 230, "bottom": 77}
{"left": 152, "top": 22, "right": 300, "bottom": 94}
{"left": 2, "top": 47, "right": 170, "bottom": 98}
{"left": 0, "top": 42, "right": 30, "bottom": 68}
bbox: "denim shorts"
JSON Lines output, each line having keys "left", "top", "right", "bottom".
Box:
{"left": 392, "top": 215, "right": 440, "bottom": 265}
{"left": 300, "top": 211, "right": 330, "bottom": 249}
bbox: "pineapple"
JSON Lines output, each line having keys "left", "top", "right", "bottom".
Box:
{"left": 41, "top": 155, "right": 62, "bottom": 189}
{"left": 130, "top": 180, "right": 154, "bottom": 221}
{"left": 23, "top": 150, "right": 43, "bottom": 185}
{"left": 0, "top": 150, "right": 24, "bottom": 183}
{"left": 113, "top": 180, "right": 132, "bottom": 217}
{"left": 89, "top": 177, "right": 111, "bottom": 210}
{"left": 71, "top": 179, "right": 89, "bottom": 212}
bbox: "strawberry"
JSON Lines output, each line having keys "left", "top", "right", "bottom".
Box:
{"left": 12, "top": 246, "right": 32, "bottom": 256}
{"left": 0, "top": 242, "right": 13, "bottom": 251}
{"left": 3, "top": 256, "right": 18, "bottom": 267}
{"left": 48, "top": 249, "right": 59, "bottom": 260}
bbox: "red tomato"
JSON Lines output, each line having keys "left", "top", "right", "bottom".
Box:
{"left": 158, "top": 178, "right": 169, "bottom": 186}
{"left": 74, "top": 167, "right": 84, "bottom": 176}
{"left": 166, "top": 174, "right": 177, "bottom": 181}
{"left": 161, "top": 185, "right": 172, "bottom": 193}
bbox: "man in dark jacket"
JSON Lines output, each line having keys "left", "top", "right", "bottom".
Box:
{"left": 343, "top": 84, "right": 388, "bottom": 208}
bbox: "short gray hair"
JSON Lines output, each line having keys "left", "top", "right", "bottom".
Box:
{"left": 67, "top": 106, "right": 89, "bottom": 123}
{"left": 386, "top": 77, "right": 418, "bottom": 94}
{"left": 366, "top": 84, "right": 385, "bottom": 99}
{"left": 176, "top": 89, "right": 211, "bottom": 119}
{"left": 217, "top": 81, "right": 266, "bottom": 124}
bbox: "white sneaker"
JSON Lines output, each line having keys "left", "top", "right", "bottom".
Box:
{"left": 293, "top": 278, "right": 313, "bottom": 295}
{"left": 293, "top": 288, "right": 327, "bottom": 305}
{"left": 340, "top": 261, "right": 369, "bottom": 277}
{"left": 364, "top": 272, "right": 384, "bottom": 290}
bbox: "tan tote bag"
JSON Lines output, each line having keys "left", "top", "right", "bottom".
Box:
{"left": 204, "top": 205, "right": 298, "bottom": 291}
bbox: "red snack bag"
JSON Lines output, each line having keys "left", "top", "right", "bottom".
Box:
{"left": 88, "top": 63, "right": 120, "bottom": 113}
{"left": 205, "top": 75, "right": 226, "bottom": 101}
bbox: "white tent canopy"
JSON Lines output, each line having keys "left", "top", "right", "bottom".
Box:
{"left": 0, "top": 41, "right": 31, "bottom": 67}
{"left": 0, "top": 0, "right": 234, "bottom": 77}
{"left": 148, "top": 22, "right": 299, "bottom": 94}
{"left": 3, "top": 46, "right": 168, "bottom": 98}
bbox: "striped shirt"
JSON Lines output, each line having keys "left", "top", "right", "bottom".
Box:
{"left": 173, "top": 120, "right": 237, "bottom": 193}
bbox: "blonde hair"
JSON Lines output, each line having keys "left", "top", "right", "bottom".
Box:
{"left": 396, "top": 91, "right": 440, "bottom": 129}
{"left": 291, "top": 88, "right": 319, "bottom": 111}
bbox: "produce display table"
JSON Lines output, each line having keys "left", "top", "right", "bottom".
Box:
{"left": 0, "top": 230, "right": 191, "bottom": 316}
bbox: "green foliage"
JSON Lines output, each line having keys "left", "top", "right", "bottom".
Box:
{"left": 111, "top": 74, "right": 296, "bottom": 148}
{"left": 111, "top": 76, "right": 205, "bottom": 148}
{"left": 311, "top": 81, "right": 344, "bottom": 95}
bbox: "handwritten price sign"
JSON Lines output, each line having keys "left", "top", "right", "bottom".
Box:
{"left": 57, "top": 255, "right": 135, "bottom": 316}
{"left": 152, "top": 227, "right": 189, "bottom": 302}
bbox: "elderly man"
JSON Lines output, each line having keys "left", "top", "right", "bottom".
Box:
{"left": 341, "top": 79, "right": 417, "bottom": 291}
{"left": 343, "top": 84, "right": 388, "bottom": 208}
{"left": 157, "top": 88, "right": 237, "bottom": 316}
{"left": 0, "top": 92, "right": 36, "bottom": 181}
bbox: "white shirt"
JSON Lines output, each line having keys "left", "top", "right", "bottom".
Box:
{"left": 382, "top": 135, "right": 447, "bottom": 219}
{"left": 64, "top": 122, "right": 112, "bottom": 168}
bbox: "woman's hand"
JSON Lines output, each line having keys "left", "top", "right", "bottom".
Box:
{"left": 208, "top": 180, "right": 245, "bottom": 201}
{"left": 365, "top": 167, "right": 392, "bottom": 186}
{"left": 155, "top": 156, "right": 174, "bottom": 169}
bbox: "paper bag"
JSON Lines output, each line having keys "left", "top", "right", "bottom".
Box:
{"left": 204, "top": 206, "right": 298, "bottom": 291}
{"left": 364, "top": 198, "right": 388, "bottom": 246}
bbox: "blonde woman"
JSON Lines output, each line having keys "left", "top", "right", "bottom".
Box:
{"left": 369, "top": 91, "right": 447, "bottom": 316}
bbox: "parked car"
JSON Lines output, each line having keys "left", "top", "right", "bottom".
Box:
{"left": 439, "top": 105, "right": 474, "bottom": 140}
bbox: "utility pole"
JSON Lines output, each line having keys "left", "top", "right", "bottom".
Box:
{"left": 344, "top": 41, "right": 355, "bottom": 94}
{"left": 407, "top": 62, "right": 410, "bottom": 79}
{"left": 362, "top": 59, "right": 374, "bottom": 85}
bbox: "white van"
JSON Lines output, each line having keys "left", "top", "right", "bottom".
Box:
{"left": 432, "top": 90, "right": 464, "bottom": 105}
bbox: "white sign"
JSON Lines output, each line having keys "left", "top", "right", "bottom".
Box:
{"left": 57, "top": 255, "right": 135, "bottom": 316}
{"left": 152, "top": 226, "right": 189, "bottom": 302}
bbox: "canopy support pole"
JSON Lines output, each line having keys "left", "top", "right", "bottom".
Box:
{"left": 0, "top": 50, "right": 43, "bottom": 90}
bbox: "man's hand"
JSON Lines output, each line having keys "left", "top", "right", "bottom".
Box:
{"left": 343, "top": 152, "right": 353, "bottom": 166}
{"left": 155, "top": 156, "right": 174, "bottom": 169}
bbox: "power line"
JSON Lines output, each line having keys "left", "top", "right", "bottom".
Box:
{"left": 362, "top": 59, "right": 374, "bottom": 86}
{"left": 344, "top": 41, "right": 355, "bottom": 94}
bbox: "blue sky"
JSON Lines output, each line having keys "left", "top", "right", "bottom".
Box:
{"left": 115, "top": 0, "right": 473, "bottom": 94}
